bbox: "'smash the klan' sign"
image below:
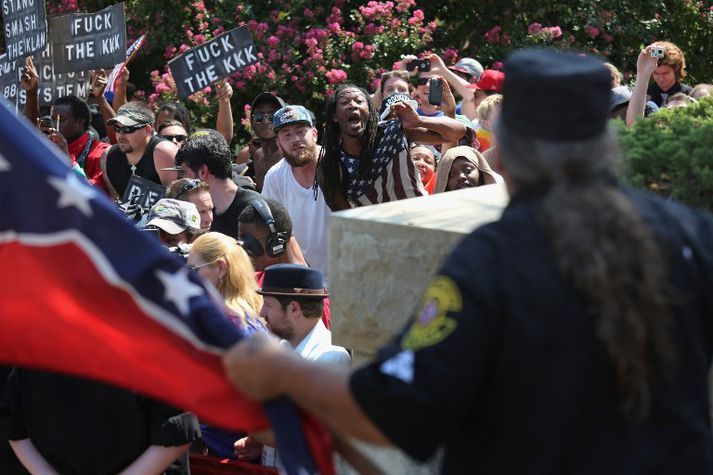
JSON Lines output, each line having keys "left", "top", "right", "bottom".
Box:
{"left": 50, "top": 3, "right": 126, "bottom": 74}
{"left": 2, "top": 0, "right": 47, "bottom": 60}
{"left": 0, "top": 54, "right": 25, "bottom": 109}
{"left": 168, "top": 26, "right": 257, "bottom": 99}
{"left": 34, "top": 44, "right": 89, "bottom": 106}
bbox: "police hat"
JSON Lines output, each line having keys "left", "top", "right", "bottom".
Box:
{"left": 500, "top": 49, "right": 611, "bottom": 141}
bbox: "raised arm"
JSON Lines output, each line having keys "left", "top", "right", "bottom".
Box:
{"left": 112, "top": 66, "right": 130, "bottom": 113}
{"left": 10, "top": 439, "right": 60, "bottom": 475}
{"left": 89, "top": 69, "right": 117, "bottom": 141}
{"left": 626, "top": 45, "right": 658, "bottom": 127}
{"left": 392, "top": 100, "right": 466, "bottom": 145}
{"left": 20, "top": 56, "right": 40, "bottom": 127}
{"left": 215, "top": 80, "right": 234, "bottom": 144}
{"left": 223, "top": 334, "right": 391, "bottom": 445}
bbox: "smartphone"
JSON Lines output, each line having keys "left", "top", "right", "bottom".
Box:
{"left": 428, "top": 78, "right": 443, "bottom": 106}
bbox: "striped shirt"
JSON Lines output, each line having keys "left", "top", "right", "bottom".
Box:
{"left": 339, "top": 119, "right": 426, "bottom": 207}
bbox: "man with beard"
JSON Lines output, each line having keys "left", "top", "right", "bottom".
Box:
{"left": 317, "top": 84, "right": 466, "bottom": 210}
{"left": 102, "top": 102, "right": 179, "bottom": 199}
{"left": 262, "top": 105, "right": 330, "bottom": 283}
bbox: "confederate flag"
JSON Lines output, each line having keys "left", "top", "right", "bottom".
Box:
{"left": 0, "top": 99, "right": 332, "bottom": 475}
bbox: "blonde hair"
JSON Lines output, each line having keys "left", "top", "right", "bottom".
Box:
{"left": 190, "top": 232, "right": 263, "bottom": 323}
{"left": 476, "top": 93, "right": 503, "bottom": 122}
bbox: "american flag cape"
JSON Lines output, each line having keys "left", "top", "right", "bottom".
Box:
{"left": 0, "top": 99, "right": 333, "bottom": 475}
{"left": 104, "top": 35, "right": 147, "bottom": 101}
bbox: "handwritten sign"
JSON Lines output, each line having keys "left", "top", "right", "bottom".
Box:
{"left": 168, "top": 26, "right": 257, "bottom": 99}
{"left": 50, "top": 3, "right": 126, "bottom": 74}
{"left": 2, "top": 0, "right": 47, "bottom": 60}
{"left": 122, "top": 174, "right": 166, "bottom": 209}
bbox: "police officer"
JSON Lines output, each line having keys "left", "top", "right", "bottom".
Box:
{"left": 222, "top": 49, "right": 713, "bottom": 473}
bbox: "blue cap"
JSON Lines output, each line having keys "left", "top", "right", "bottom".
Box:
{"left": 272, "top": 105, "right": 314, "bottom": 132}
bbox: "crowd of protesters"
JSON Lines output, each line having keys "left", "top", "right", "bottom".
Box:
{"left": 1, "top": 34, "right": 712, "bottom": 475}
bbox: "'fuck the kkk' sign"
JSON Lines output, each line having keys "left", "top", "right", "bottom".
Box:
{"left": 50, "top": 3, "right": 127, "bottom": 74}
{"left": 168, "top": 26, "right": 258, "bottom": 99}
{"left": 2, "top": 0, "right": 47, "bottom": 60}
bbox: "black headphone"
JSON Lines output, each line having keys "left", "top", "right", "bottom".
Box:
{"left": 245, "top": 197, "right": 288, "bottom": 258}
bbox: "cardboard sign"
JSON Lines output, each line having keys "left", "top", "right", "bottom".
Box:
{"left": 168, "top": 26, "right": 257, "bottom": 99}
{"left": 2, "top": 0, "right": 48, "bottom": 60}
{"left": 50, "top": 3, "right": 127, "bottom": 74}
{"left": 0, "top": 53, "right": 26, "bottom": 110}
{"left": 122, "top": 174, "right": 165, "bottom": 209}
{"left": 33, "top": 43, "right": 89, "bottom": 106}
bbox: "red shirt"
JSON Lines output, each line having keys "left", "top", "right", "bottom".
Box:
{"left": 68, "top": 130, "right": 110, "bottom": 194}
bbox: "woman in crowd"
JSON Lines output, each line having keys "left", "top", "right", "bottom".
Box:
{"left": 188, "top": 232, "right": 264, "bottom": 334}
{"left": 187, "top": 232, "right": 265, "bottom": 460}
{"left": 434, "top": 145, "right": 502, "bottom": 193}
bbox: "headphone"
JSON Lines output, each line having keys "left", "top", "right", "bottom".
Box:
{"left": 243, "top": 197, "right": 288, "bottom": 258}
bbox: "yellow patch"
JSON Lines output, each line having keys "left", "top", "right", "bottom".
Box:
{"left": 401, "top": 276, "right": 460, "bottom": 350}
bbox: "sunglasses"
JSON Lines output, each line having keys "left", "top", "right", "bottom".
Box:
{"left": 162, "top": 134, "right": 187, "bottom": 143}
{"left": 112, "top": 124, "right": 146, "bottom": 134}
{"left": 238, "top": 233, "right": 267, "bottom": 257}
{"left": 416, "top": 77, "right": 430, "bottom": 86}
{"left": 190, "top": 260, "right": 216, "bottom": 272}
{"left": 176, "top": 179, "right": 202, "bottom": 200}
{"left": 252, "top": 112, "right": 274, "bottom": 123}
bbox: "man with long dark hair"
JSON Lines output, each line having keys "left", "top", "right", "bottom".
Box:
{"left": 316, "top": 84, "right": 466, "bottom": 210}
{"left": 223, "top": 49, "right": 713, "bottom": 473}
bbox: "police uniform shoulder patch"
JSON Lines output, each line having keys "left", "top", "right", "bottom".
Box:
{"left": 401, "top": 275, "right": 460, "bottom": 350}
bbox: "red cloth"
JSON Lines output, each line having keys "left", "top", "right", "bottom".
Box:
{"left": 424, "top": 174, "right": 437, "bottom": 194}
{"left": 68, "top": 131, "right": 110, "bottom": 193}
{"left": 255, "top": 271, "right": 331, "bottom": 329}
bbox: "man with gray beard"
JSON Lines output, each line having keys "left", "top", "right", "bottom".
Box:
{"left": 261, "top": 106, "right": 331, "bottom": 284}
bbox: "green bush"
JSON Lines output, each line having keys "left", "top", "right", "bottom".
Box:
{"left": 617, "top": 97, "right": 713, "bottom": 212}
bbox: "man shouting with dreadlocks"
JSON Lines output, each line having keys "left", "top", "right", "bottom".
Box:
{"left": 316, "top": 84, "right": 466, "bottom": 210}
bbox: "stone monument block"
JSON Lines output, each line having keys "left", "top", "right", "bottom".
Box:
{"left": 329, "top": 183, "right": 509, "bottom": 358}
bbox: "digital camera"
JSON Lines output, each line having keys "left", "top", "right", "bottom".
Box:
{"left": 650, "top": 47, "right": 665, "bottom": 59}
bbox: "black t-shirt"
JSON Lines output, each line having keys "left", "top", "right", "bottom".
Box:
{"left": 210, "top": 186, "right": 261, "bottom": 239}
{"left": 5, "top": 369, "right": 200, "bottom": 475}
{"left": 350, "top": 188, "right": 713, "bottom": 474}
{"left": 106, "top": 136, "right": 166, "bottom": 198}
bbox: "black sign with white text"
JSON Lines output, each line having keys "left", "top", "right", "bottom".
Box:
{"left": 2, "top": 0, "right": 47, "bottom": 60}
{"left": 34, "top": 43, "right": 89, "bottom": 106}
{"left": 50, "top": 3, "right": 126, "bottom": 74}
{"left": 168, "top": 26, "right": 258, "bottom": 99}
{"left": 0, "top": 54, "right": 25, "bottom": 110}
{"left": 122, "top": 174, "right": 165, "bottom": 209}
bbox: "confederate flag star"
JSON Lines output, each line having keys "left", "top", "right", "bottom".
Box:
{"left": 156, "top": 267, "right": 204, "bottom": 316}
{"left": 47, "top": 172, "right": 97, "bottom": 217}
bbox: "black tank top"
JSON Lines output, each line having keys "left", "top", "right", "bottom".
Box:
{"left": 106, "top": 136, "right": 166, "bottom": 198}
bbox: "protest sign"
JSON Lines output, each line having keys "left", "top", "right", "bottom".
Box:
{"left": 50, "top": 3, "right": 126, "bottom": 74}
{"left": 33, "top": 43, "right": 89, "bottom": 106}
{"left": 0, "top": 54, "right": 26, "bottom": 110}
{"left": 122, "top": 174, "right": 166, "bottom": 209}
{"left": 168, "top": 26, "right": 257, "bottom": 99}
{"left": 2, "top": 0, "right": 48, "bottom": 60}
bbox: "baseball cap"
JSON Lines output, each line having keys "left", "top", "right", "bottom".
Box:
{"left": 379, "top": 92, "right": 418, "bottom": 120}
{"left": 449, "top": 58, "right": 484, "bottom": 80}
{"left": 273, "top": 105, "right": 314, "bottom": 132}
{"left": 107, "top": 102, "right": 154, "bottom": 128}
{"left": 466, "top": 70, "right": 505, "bottom": 93}
{"left": 609, "top": 86, "right": 632, "bottom": 112}
{"left": 251, "top": 92, "right": 286, "bottom": 115}
{"left": 145, "top": 199, "right": 201, "bottom": 235}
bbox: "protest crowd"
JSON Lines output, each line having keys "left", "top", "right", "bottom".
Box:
{"left": 1, "top": 1, "right": 713, "bottom": 474}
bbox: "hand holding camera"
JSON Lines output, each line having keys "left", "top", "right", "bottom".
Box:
{"left": 636, "top": 45, "right": 660, "bottom": 78}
